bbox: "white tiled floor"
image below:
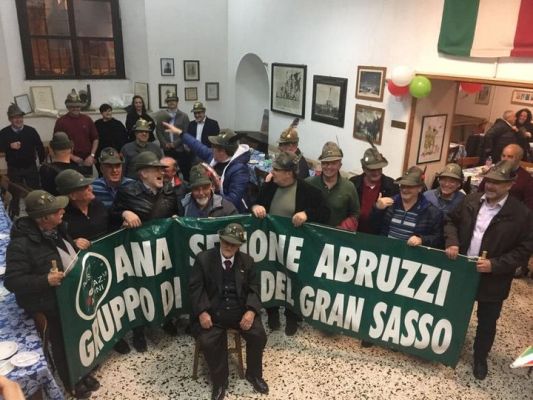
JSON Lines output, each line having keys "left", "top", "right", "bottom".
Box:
{"left": 89, "top": 278, "right": 533, "bottom": 400}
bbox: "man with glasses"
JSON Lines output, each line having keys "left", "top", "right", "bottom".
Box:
{"left": 444, "top": 161, "right": 533, "bottom": 380}
{"left": 187, "top": 102, "right": 220, "bottom": 146}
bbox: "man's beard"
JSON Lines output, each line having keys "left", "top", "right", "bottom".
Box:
{"left": 195, "top": 196, "right": 210, "bottom": 207}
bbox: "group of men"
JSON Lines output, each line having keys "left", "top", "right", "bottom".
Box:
{"left": 1, "top": 93, "right": 532, "bottom": 400}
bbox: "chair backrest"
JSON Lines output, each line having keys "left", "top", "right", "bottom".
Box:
{"left": 457, "top": 156, "right": 480, "bottom": 168}
{"left": 33, "top": 312, "right": 48, "bottom": 342}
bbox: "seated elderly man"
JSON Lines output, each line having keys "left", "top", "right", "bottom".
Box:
{"left": 163, "top": 122, "right": 250, "bottom": 212}
{"left": 306, "top": 142, "right": 359, "bottom": 230}
{"left": 251, "top": 151, "right": 329, "bottom": 335}
{"left": 112, "top": 151, "right": 183, "bottom": 350}
{"left": 92, "top": 147, "right": 134, "bottom": 209}
{"left": 182, "top": 164, "right": 237, "bottom": 217}
{"left": 4, "top": 190, "right": 99, "bottom": 399}
{"left": 189, "top": 222, "right": 268, "bottom": 400}
{"left": 423, "top": 163, "right": 465, "bottom": 215}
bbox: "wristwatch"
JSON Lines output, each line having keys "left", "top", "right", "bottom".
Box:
{"left": 90, "top": 153, "right": 95, "bottom": 157}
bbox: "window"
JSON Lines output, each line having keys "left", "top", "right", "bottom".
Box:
{"left": 16, "top": 0, "right": 125, "bottom": 79}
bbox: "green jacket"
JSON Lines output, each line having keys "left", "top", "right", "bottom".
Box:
{"left": 306, "top": 174, "right": 359, "bottom": 227}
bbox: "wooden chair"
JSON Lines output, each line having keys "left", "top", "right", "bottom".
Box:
{"left": 33, "top": 312, "right": 55, "bottom": 373}
{"left": 192, "top": 328, "right": 244, "bottom": 380}
{"left": 457, "top": 156, "right": 480, "bottom": 168}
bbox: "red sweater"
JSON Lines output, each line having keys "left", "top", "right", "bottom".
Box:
{"left": 54, "top": 113, "right": 98, "bottom": 158}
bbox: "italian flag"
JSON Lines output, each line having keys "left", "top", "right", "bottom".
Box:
{"left": 510, "top": 346, "right": 533, "bottom": 368}
{"left": 438, "top": 0, "right": 533, "bottom": 57}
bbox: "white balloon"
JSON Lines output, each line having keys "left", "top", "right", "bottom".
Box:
{"left": 391, "top": 66, "right": 415, "bottom": 87}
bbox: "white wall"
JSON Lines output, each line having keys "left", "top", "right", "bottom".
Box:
{"left": 234, "top": 53, "right": 269, "bottom": 131}
{"left": 143, "top": 0, "right": 229, "bottom": 127}
{"left": 227, "top": 0, "right": 533, "bottom": 177}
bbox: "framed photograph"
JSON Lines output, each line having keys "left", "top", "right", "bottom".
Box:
{"left": 184, "top": 87, "right": 198, "bottom": 101}
{"left": 134, "top": 82, "right": 150, "bottom": 110}
{"left": 353, "top": 104, "right": 385, "bottom": 145}
{"left": 183, "top": 60, "right": 200, "bottom": 81}
{"left": 311, "top": 75, "right": 348, "bottom": 127}
{"left": 29, "top": 86, "right": 55, "bottom": 111}
{"left": 271, "top": 63, "right": 307, "bottom": 118}
{"left": 158, "top": 84, "right": 178, "bottom": 109}
{"left": 417, "top": 114, "right": 447, "bottom": 164}
{"left": 14, "top": 94, "right": 33, "bottom": 114}
{"left": 160, "top": 58, "right": 175, "bottom": 76}
{"left": 205, "top": 82, "right": 219, "bottom": 101}
{"left": 511, "top": 89, "right": 533, "bottom": 106}
{"left": 475, "top": 85, "right": 492, "bottom": 105}
{"left": 356, "top": 66, "right": 386, "bottom": 102}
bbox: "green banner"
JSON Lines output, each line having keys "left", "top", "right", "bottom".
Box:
{"left": 57, "top": 215, "right": 479, "bottom": 384}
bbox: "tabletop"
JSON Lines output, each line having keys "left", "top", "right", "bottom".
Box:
{"left": 0, "top": 204, "right": 64, "bottom": 400}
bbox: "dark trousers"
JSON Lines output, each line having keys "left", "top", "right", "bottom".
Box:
{"left": 7, "top": 164, "right": 40, "bottom": 218}
{"left": 43, "top": 311, "right": 74, "bottom": 391}
{"left": 267, "top": 306, "right": 300, "bottom": 322}
{"left": 474, "top": 300, "right": 503, "bottom": 361}
{"left": 195, "top": 315, "right": 267, "bottom": 387}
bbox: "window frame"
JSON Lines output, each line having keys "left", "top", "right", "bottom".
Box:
{"left": 15, "top": 0, "right": 125, "bottom": 80}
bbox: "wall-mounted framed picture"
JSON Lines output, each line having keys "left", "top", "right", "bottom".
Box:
{"left": 160, "top": 58, "right": 175, "bottom": 76}
{"left": 134, "top": 82, "right": 150, "bottom": 110}
{"left": 30, "top": 86, "right": 55, "bottom": 111}
{"left": 356, "top": 66, "right": 386, "bottom": 102}
{"left": 205, "top": 82, "right": 219, "bottom": 101}
{"left": 184, "top": 87, "right": 198, "bottom": 101}
{"left": 353, "top": 104, "right": 385, "bottom": 145}
{"left": 271, "top": 63, "right": 307, "bottom": 118}
{"left": 475, "top": 85, "right": 491, "bottom": 105}
{"left": 158, "top": 83, "right": 178, "bottom": 109}
{"left": 14, "top": 94, "right": 33, "bottom": 114}
{"left": 510, "top": 89, "right": 533, "bottom": 106}
{"left": 183, "top": 60, "right": 200, "bottom": 81}
{"left": 311, "top": 75, "right": 347, "bottom": 127}
{"left": 417, "top": 114, "right": 447, "bottom": 164}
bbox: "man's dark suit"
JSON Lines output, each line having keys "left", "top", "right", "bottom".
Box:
{"left": 187, "top": 117, "right": 220, "bottom": 147}
{"left": 189, "top": 247, "right": 266, "bottom": 387}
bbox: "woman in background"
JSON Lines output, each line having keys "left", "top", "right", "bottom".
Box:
{"left": 515, "top": 108, "right": 533, "bottom": 160}
{"left": 125, "top": 95, "right": 155, "bottom": 142}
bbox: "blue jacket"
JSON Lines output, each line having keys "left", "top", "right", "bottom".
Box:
{"left": 182, "top": 133, "right": 251, "bottom": 212}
